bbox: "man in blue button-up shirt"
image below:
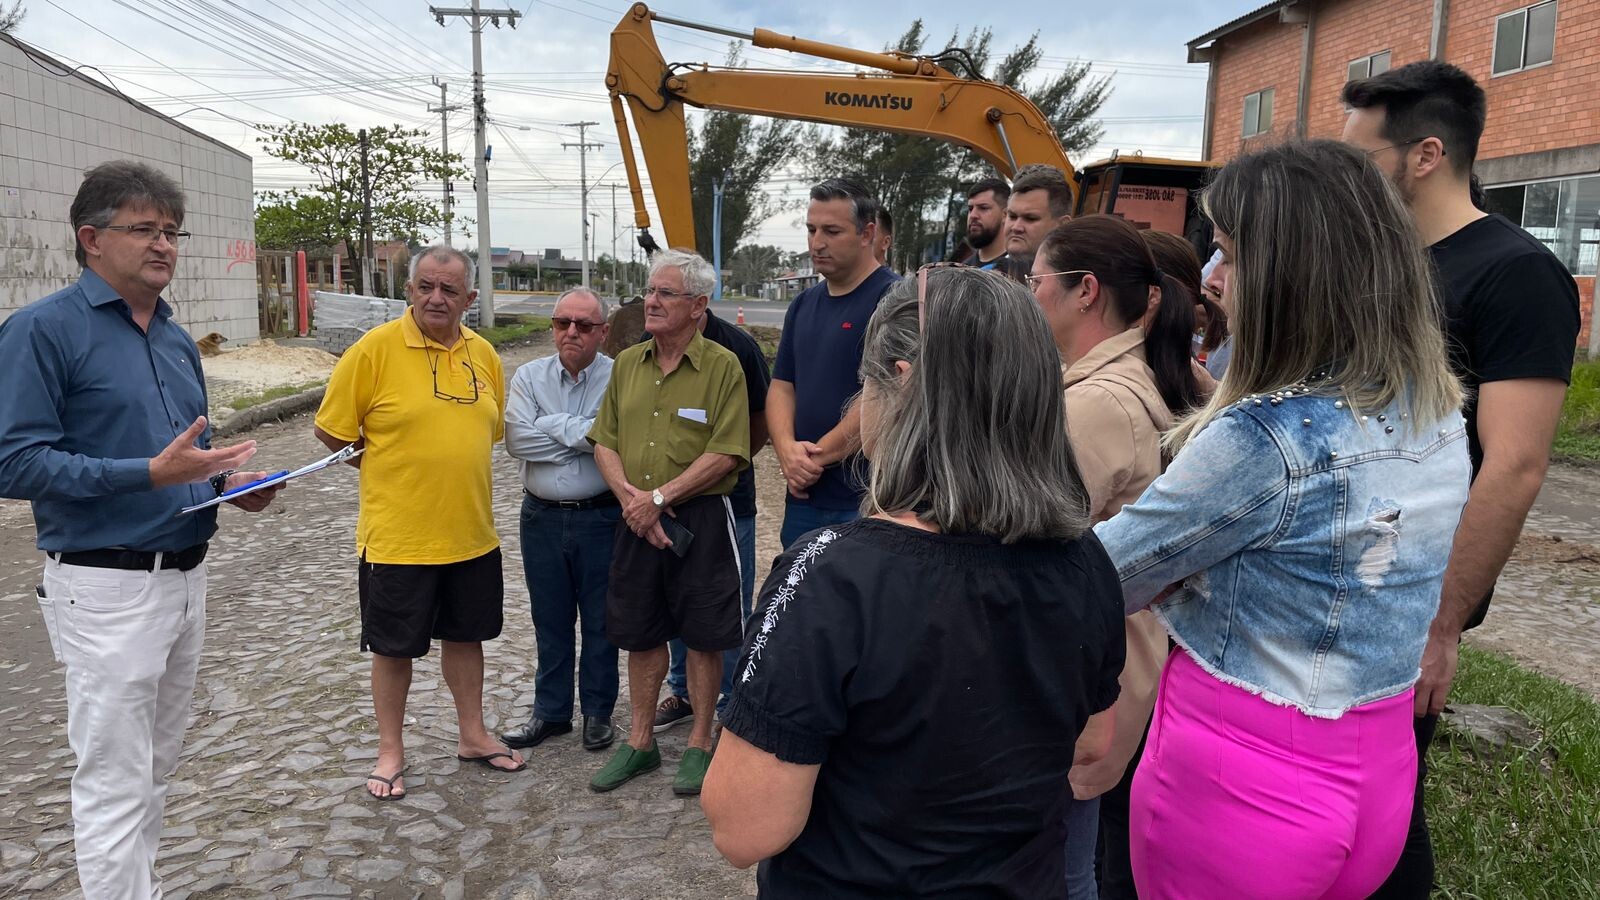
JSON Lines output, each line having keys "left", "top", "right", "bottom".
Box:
{"left": 0, "top": 161, "right": 279, "bottom": 900}
{"left": 500, "top": 288, "right": 622, "bottom": 754}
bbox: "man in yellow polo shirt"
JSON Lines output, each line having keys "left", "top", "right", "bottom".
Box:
{"left": 313, "top": 244, "right": 524, "bottom": 801}
{"left": 587, "top": 248, "right": 749, "bottom": 796}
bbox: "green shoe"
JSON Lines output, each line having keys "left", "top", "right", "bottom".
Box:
{"left": 672, "top": 746, "right": 713, "bottom": 796}
{"left": 590, "top": 742, "right": 661, "bottom": 793}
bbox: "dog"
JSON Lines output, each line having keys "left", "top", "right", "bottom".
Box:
{"left": 195, "top": 332, "right": 228, "bottom": 357}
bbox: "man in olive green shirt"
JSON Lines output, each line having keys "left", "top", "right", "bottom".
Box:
{"left": 586, "top": 249, "right": 749, "bottom": 795}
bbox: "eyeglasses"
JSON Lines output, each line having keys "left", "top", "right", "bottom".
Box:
{"left": 102, "top": 224, "right": 190, "bottom": 247}
{"left": 428, "top": 346, "right": 480, "bottom": 404}
{"left": 552, "top": 317, "right": 603, "bottom": 334}
{"left": 1364, "top": 138, "right": 1439, "bottom": 157}
{"left": 1024, "top": 269, "right": 1094, "bottom": 292}
{"left": 643, "top": 286, "right": 696, "bottom": 301}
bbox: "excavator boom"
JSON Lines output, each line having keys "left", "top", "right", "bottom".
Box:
{"left": 606, "top": 2, "right": 1076, "bottom": 253}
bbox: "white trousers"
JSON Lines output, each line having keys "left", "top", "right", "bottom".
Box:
{"left": 39, "top": 556, "right": 207, "bottom": 900}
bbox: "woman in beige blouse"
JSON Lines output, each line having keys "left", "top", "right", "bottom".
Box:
{"left": 1029, "top": 214, "right": 1205, "bottom": 898}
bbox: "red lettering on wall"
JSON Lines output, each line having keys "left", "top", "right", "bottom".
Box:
{"left": 226, "top": 239, "right": 256, "bottom": 271}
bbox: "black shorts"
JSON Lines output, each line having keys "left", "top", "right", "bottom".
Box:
{"left": 358, "top": 548, "right": 504, "bottom": 658}
{"left": 606, "top": 495, "right": 742, "bottom": 653}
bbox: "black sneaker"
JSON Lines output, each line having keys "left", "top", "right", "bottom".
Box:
{"left": 652, "top": 696, "right": 694, "bottom": 733}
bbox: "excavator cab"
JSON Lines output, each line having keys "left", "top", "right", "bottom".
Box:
{"left": 1074, "top": 155, "right": 1219, "bottom": 258}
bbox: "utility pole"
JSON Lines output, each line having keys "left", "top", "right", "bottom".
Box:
{"left": 628, "top": 226, "right": 638, "bottom": 296}
{"left": 428, "top": 77, "right": 463, "bottom": 247}
{"left": 711, "top": 176, "right": 724, "bottom": 301}
{"left": 562, "top": 120, "right": 602, "bottom": 289}
{"left": 430, "top": 0, "right": 520, "bottom": 325}
{"left": 359, "top": 128, "right": 374, "bottom": 297}
{"left": 588, "top": 211, "right": 601, "bottom": 292}
{"left": 610, "top": 183, "right": 619, "bottom": 298}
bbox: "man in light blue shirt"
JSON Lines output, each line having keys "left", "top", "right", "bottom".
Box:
{"left": 501, "top": 288, "right": 620, "bottom": 753}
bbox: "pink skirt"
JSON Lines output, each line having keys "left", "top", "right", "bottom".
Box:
{"left": 1130, "top": 650, "right": 1417, "bottom": 899}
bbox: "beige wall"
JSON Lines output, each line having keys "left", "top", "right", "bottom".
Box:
{"left": 0, "top": 36, "right": 257, "bottom": 340}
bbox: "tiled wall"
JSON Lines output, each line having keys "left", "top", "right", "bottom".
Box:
{"left": 0, "top": 37, "right": 257, "bottom": 341}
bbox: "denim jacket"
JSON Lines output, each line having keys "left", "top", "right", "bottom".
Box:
{"left": 1093, "top": 388, "right": 1470, "bottom": 718}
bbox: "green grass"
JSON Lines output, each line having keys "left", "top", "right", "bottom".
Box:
{"left": 1554, "top": 359, "right": 1600, "bottom": 463}
{"left": 478, "top": 315, "right": 552, "bottom": 347}
{"left": 229, "top": 380, "right": 326, "bottom": 410}
{"left": 1430, "top": 645, "right": 1600, "bottom": 897}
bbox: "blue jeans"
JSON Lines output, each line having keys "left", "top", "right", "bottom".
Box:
{"left": 519, "top": 495, "right": 620, "bottom": 721}
{"left": 667, "top": 514, "right": 755, "bottom": 713}
{"left": 779, "top": 499, "right": 860, "bottom": 550}
{"left": 1064, "top": 795, "right": 1101, "bottom": 899}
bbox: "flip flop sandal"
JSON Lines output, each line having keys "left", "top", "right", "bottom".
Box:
{"left": 366, "top": 769, "right": 406, "bottom": 801}
{"left": 457, "top": 751, "right": 527, "bottom": 773}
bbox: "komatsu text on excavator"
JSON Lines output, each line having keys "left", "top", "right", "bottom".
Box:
{"left": 605, "top": 3, "right": 1217, "bottom": 258}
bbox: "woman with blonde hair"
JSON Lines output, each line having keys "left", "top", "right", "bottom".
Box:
{"left": 1095, "top": 140, "right": 1470, "bottom": 899}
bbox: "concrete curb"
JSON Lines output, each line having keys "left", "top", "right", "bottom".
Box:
{"left": 214, "top": 386, "right": 326, "bottom": 438}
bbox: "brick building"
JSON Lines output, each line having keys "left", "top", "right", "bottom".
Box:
{"left": 1188, "top": 0, "right": 1600, "bottom": 351}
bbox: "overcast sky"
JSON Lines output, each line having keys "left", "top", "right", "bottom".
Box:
{"left": 13, "top": 0, "right": 1266, "bottom": 256}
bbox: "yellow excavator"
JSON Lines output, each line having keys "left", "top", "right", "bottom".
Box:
{"left": 605, "top": 3, "right": 1216, "bottom": 257}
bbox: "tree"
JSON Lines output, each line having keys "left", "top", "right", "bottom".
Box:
{"left": 805, "top": 21, "right": 1111, "bottom": 268}
{"left": 253, "top": 123, "right": 466, "bottom": 294}
{"left": 729, "top": 243, "right": 784, "bottom": 294}
{"left": 687, "top": 45, "right": 802, "bottom": 265}
{"left": 0, "top": 2, "right": 23, "bottom": 33}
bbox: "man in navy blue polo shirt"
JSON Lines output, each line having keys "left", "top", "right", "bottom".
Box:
{"left": 768, "top": 178, "right": 899, "bottom": 548}
{"left": 0, "top": 161, "right": 280, "bottom": 900}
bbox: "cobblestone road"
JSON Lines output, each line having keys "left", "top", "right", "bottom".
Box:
{"left": 0, "top": 338, "right": 761, "bottom": 899}
{"left": 1, "top": 333, "right": 1597, "bottom": 896}
{"left": 1461, "top": 463, "right": 1600, "bottom": 698}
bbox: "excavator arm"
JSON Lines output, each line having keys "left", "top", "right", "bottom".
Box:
{"left": 606, "top": 2, "right": 1076, "bottom": 253}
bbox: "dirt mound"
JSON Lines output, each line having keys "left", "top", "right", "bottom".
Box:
{"left": 202, "top": 339, "right": 338, "bottom": 410}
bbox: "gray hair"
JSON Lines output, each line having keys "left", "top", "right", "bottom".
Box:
{"left": 554, "top": 286, "right": 609, "bottom": 320}
{"left": 648, "top": 248, "right": 716, "bottom": 298}
{"left": 409, "top": 243, "right": 476, "bottom": 289}
{"left": 860, "top": 269, "right": 1090, "bottom": 542}
{"left": 71, "top": 160, "right": 186, "bottom": 266}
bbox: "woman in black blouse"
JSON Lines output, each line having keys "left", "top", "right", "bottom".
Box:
{"left": 701, "top": 267, "right": 1128, "bottom": 898}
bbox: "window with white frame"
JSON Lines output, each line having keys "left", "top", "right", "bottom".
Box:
{"left": 1347, "top": 50, "right": 1392, "bottom": 83}
{"left": 1242, "top": 88, "right": 1275, "bottom": 138}
{"left": 1493, "top": 1, "right": 1557, "bottom": 76}
{"left": 1484, "top": 174, "right": 1600, "bottom": 276}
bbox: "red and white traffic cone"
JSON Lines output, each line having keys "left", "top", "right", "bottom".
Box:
{"left": 737, "top": 306, "right": 745, "bottom": 325}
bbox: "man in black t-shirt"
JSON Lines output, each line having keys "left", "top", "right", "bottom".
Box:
{"left": 1343, "top": 61, "right": 1580, "bottom": 897}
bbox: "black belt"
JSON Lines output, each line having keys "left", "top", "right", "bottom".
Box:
{"left": 50, "top": 543, "right": 209, "bottom": 572}
{"left": 523, "top": 490, "right": 620, "bottom": 510}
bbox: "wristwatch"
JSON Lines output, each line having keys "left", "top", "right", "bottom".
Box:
{"left": 210, "top": 469, "right": 235, "bottom": 497}
{"left": 651, "top": 488, "right": 666, "bottom": 508}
